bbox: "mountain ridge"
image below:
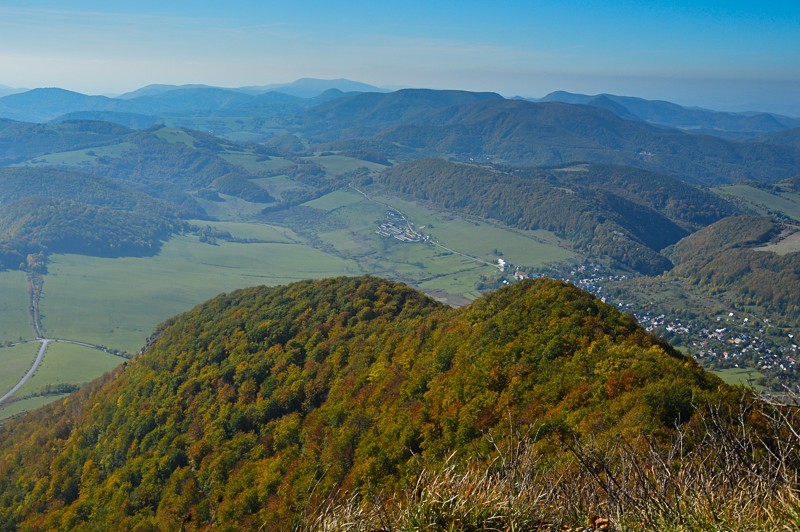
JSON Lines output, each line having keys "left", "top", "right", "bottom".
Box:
{"left": 0, "top": 276, "right": 730, "bottom": 529}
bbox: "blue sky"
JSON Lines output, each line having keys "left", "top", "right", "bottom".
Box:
{"left": 0, "top": 0, "right": 798, "bottom": 113}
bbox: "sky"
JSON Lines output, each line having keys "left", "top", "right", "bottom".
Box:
{"left": 0, "top": 0, "right": 798, "bottom": 114}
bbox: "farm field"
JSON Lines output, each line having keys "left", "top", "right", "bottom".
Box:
{"left": 39, "top": 235, "right": 360, "bottom": 353}
{"left": 192, "top": 194, "right": 271, "bottom": 220}
{"left": 220, "top": 152, "right": 292, "bottom": 173}
{"left": 188, "top": 219, "right": 300, "bottom": 242}
{"left": 0, "top": 270, "right": 33, "bottom": 343}
{"left": 385, "top": 195, "right": 575, "bottom": 268}
{"left": 715, "top": 185, "right": 800, "bottom": 222}
{"left": 251, "top": 175, "right": 312, "bottom": 200}
{"left": 754, "top": 225, "right": 800, "bottom": 256}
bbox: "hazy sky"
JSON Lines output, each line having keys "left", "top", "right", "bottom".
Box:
{"left": 1, "top": 0, "right": 798, "bottom": 113}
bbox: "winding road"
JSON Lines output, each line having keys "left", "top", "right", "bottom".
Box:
{"left": 0, "top": 274, "right": 123, "bottom": 408}
{"left": 0, "top": 339, "right": 49, "bottom": 405}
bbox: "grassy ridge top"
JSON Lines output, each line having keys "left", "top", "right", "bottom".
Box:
{"left": 0, "top": 276, "right": 729, "bottom": 529}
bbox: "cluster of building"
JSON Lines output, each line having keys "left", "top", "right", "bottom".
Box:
{"left": 375, "top": 210, "right": 427, "bottom": 243}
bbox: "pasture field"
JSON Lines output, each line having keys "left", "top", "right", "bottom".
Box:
{"left": 251, "top": 176, "right": 311, "bottom": 200}
{"left": 23, "top": 142, "right": 137, "bottom": 167}
{"left": 192, "top": 194, "right": 269, "bottom": 220}
{"left": 304, "top": 189, "right": 576, "bottom": 270}
{"left": 0, "top": 270, "right": 33, "bottom": 343}
{"left": 0, "top": 394, "right": 70, "bottom": 421}
{"left": 150, "top": 127, "right": 198, "bottom": 146}
{"left": 16, "top": 342, "right": 121, "bottom": 397}
{"left": 715, "top": 185, "right": 800, "bottom": 222}
{"left": 382, "top": 195, "right": 575, "bottom": 266}
{"left": 188, "top": 220, "right": 300, "bottom": 242}
{"left": 40, "top": 235, "right": 360, "bottom": 353}
{"left": 162, "top": 117, "right": 287, "bottom": 141}
{"left": 0, "top": 343, "right": 39, "bottom": 398}
{"left": 756, "top": 227, "right": 800, "bottom": 256}
{"left": 713, "top": 366, "right": 766, "bottom": 390}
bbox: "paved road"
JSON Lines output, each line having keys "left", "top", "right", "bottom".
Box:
{"left": 0, "top": 339, "right": 49, "bottom": 406}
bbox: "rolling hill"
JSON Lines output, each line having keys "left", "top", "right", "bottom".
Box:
{"left": 0, "top": 167, "right": 183, "bottom": 265}
{"left": 300, "top": 88, "right": 504, "bottom": 140}
{"left": 0, "top": 88, "right": 118, "bottom": 122}
{"left": 0, "top": 276, "right": 733, "bottom": 529}
{"left": 0, "top": 119, "right": 132, "bottom": 165}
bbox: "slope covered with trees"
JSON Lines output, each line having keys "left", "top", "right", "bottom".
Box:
{"left": 0, "top": 167, "right": 183, "bottom": 267}
{"left": 375, "top": 159, "right": 739, "bottom": 274}
{"left": 668, "top": 216, "right": 800, "bottom": 319}
{"left": 0, "top": 277, "right": 730, "bottom": 529}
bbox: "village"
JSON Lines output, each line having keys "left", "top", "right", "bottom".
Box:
{"left": 551, "top": 262, "right": 798, "bottom": 388}
{"left": 370, "top": 203, "right": 798, "bottom": 389}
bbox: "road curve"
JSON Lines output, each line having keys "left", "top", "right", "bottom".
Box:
{"left": 0, "top": 339, "right": 49, "bottom": 406}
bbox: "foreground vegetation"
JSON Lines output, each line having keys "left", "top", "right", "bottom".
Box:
{"left": 309, "top": 396, "right": 800, "bottom": 530}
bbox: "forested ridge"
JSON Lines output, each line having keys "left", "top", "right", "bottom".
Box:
{"left": 0, "top": 276, "right": 738, "bottom": 529}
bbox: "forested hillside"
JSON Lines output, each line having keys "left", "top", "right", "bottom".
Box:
{"left": 0, "top": 277, "right": 732, "bottom": 529}
{"left": 0, "top": 167, "right": 183, "bottom": 267}
{"left": 668, "top": 216, "right": 800, "bottom": 319}
{"left": 376, "top": 159, "right": 739, "bottom": 274}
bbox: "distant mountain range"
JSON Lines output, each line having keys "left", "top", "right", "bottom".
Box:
{"left": 538, "top": 91, "right": 800, "bottom": 137}
{"left": 320, "top": 94, "right": 800, "bottom": 184}
{"left": 0, "top": 84, "right": 25, "bottom": 98}
{"left": 2, "top": 85, "right": 800, "bottom": 187}
{"left": 237, "top": 77, "right": 389, "bottom": 98}
{"left": 0, "top": 79, "right": 385, "bottom": 122}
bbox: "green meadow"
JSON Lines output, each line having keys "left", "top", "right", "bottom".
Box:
{"left": 304, "top": 189, "right": 575, "bottom": 270}
{"left": 295, "top": 189, "right": 577, "bottom": 303}
{"left": 39, "top": 235, "right": 360, "bottom": 353}
{"left": 712, "top": 366, "right": 766, "bottom": 391}
{"left": 0, "top": 270, "right": 33, "bottom": 343}
{"left": 715, "top": 185, "right": 800, "bottom": 222}
{"left": 0, "top": 394, "right": 70, "bottom": 421}
{"left": 251, "top": 175, "right": 312, "bottom": 201}
{"left": 192, "top": 194, "right": 271, "bottom": 220}
{"left": 16, "top": 342, "right": 122, "bottom": 397}
{"left": 188, "top": 220, "right": 301, "bottom": 242}
{"left": 0, "top": 338, "right": 130, "bottom": 421}
{"left": 220, "top": 152, "right": 292, "bottom": 173}
{"left": 150, "top": 127, "right": 198, "bottom": 146}
{"left": 0, "top": 343, "right": 39, "bottom": 397}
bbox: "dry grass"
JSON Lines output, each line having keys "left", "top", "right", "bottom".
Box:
{"left": 299, "top": 395, "right": 800, "bottom": 531}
